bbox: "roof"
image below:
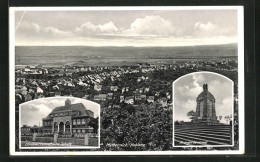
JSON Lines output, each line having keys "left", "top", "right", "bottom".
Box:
{"left": 45, "top": 101, "right": 93, "bottom": 119}
{"left": 197, "top": 90, "right": 215, "bottom": 101}
{"left": 125, "top": 96, "right": 134, "bottom": 100}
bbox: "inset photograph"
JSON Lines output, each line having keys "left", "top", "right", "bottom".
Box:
{"left": 19, "top": 97, "right": 100, "bottom": 149}
{"left": 173, "top": 72, "right": 234, "bottom": 147}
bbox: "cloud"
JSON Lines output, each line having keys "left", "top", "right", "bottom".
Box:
{"left": 75, "top": 21, "right": 119, "bottom": 35}
{"left": 20, "top": 97, "right": 100, "bottom": 127}
{"left": 15, "top": 15, "right": 238, "bottom": 46}
{"left": 174, "top": 99, "right": 196, "bottom": 122}
{"left": 194, "top": 21, "right": 237, "bottom": 37}
{"left": 174, "top": 72, "right": 233, "bottom": 123}
{"left": 122, "top": 15, "right": 176, "bottom": 36}
{"left": 16, "top": 21, "right": 72, "bottom": 38}
{"left": 21, "top": 103, "right": 52, "bottom": 126}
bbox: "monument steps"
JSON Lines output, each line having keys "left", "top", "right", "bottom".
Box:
{"left": 174, "top": 134, "right": 229, "bottom": 145}
{"left": 175, "top": 132, "right": 230, "bottom": 142}
{"left": 175, "top": 127, "right": 231, "bottom": 133}
{"left": 175, "top": 130, "right": 231, "bottom": 138}
{"left": 174, "top": 125, "right": 232, "bottom": 146}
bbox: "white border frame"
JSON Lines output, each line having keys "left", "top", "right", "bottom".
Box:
{"left": 9, "top": 6, "right": 244, "bottom": 155}
{"left": 172, "top": 71, "right": 234, "bottom": 147}
{"left": 18, "top": 97, "right": 101, "bottom": 149}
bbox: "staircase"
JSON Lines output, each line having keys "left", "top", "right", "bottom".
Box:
{"left": 174, "top": 125, "right": 232, "bottom": 146}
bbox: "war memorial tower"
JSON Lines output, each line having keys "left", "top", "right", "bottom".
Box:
{"left": 193, "top": 84, "right": 219, "bottom": 124}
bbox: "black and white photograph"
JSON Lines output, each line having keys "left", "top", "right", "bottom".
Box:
{"left": 173, "top": 72, "right": 234, "bottom": 147}
{"left": 19, "top": 97, "right": 100, "bottom": 149}
{"left": 9, "top": 7, "right": 244, "bottom": 155}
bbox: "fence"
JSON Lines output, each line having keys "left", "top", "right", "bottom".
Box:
{"left": 21, "top": 133, "right": 99, "bottom": 146}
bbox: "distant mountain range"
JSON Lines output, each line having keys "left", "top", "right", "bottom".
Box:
{"left": 16, "top": 43, "right": 238, "bottom": 59}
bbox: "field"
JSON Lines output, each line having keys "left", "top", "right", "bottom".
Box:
{"left": 15, "top": 44, "right": 237, "bottom": 67}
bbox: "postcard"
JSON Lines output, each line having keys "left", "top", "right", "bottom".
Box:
{"left": 9, "top": 6, "right": 244, "bottom": 155}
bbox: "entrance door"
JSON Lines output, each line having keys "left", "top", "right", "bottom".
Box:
{"left": 59, "top": 121, "right": 64, "bottom": 134}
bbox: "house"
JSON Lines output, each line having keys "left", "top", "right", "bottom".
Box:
{"left": 121, "top": 87, "right": 125, "bottom": 94}
{"left": 125, "top": 96, "right": 134, "bottom": 104}
{"left": 158, "top": 97, "right": 167, "bottom": 107}
{"left": 24, "top": 94, "right": 32, "bottom": 102}
{"left": 37, "top": 87, "right": 44, "bottom": 93}
{"left": 107, "top": 93, "right": 113, "bottom": 100}
{"left": 113, "top": 105, "right": 121, "bottom": 108}
{"left": 52, "top": 85, "right": 59, "bottom": 90}
{"left": 135, "top": 94, "right": 141, "bottom": 101}
{"left": 55, "top": 92, "right": 61, "bottom": 97}
{"left": 144, "top": 87, "right": 150, "bottom": 93}
{"left": 21, "top": 86, "right": 27, "bottom": 91}
{"left": 120, "top": 96, "right": 124, "bottom": 103}
{"left": 108, "top": 103, "right": 113, "bottom": 108}
{"left": 155, "top": 91, "right": 160, "bottom": 96}
{"left": 141, "top": 95, "right": 147, "bottom": 100}
{"left": 82, "top": 95, "right": 89, "bottom": 100}
{"left": 22, "top": 90, "right": 28, "bottom": 96}
{"left": 94, "top": 94, "right": 107, "bottom": 101}
{"left": 137, "top": 77, "right": 142, "bottom": 82}
{"left": 78, "top": 80, "right": 88, "bottom": 87}
{"left": 37, "top": 94, "right": 45, "bottom": 99}
{"left": 94, "top": 84, "right": 102, "bottom": 91}
{"left": 147, "top": 96, "right": 155, "bottom": 103}
{"left": 110, "top": 86, "right": 118, "bottom": 92}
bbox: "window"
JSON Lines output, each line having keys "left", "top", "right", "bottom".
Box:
{"left": 55, "top": 114, "right": 57, "bottom": 117}
{"left": 82, "top": 119, "right": 86, "bottom": 125}
{"left": 66, "top": 112, "right": 69, "bottom": 116}
{"left": 77, "top": 129, "right": 81, "bottom": 133}
{"left": 82, "top": 129, "right": 85, "bottom": 133}
{"left": 77, "top": 119, "right": 81, "bottom": 125}
{"left": 50, "top": 114, "right": 53, "bottom": 117}
{"left": 73, "top": 129, "right": 76, "bottom": 133}
{"left": 60, "top": 113, "right": 63, "bottom": 116}
{"left": 73, "top": 119, "right": 76, "bottom": 125}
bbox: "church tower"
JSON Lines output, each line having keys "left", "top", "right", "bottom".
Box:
{"left": 193, "top": 84, "right": 219, "bottom": 124}
{"left": 65, "top": 99, "right": 71, "bottom": 107}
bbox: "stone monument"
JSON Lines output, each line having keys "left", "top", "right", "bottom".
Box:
{"left": 192, "top": 84, "right": 219, "bottom": 124}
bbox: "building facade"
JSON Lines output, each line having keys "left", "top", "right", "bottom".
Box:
{"left": 42, "top": 99, "right": 94, "bottom": 136}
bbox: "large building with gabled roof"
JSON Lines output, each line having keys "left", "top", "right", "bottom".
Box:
{"left": 42, "top": 99, "right": 94, "bottom": 135}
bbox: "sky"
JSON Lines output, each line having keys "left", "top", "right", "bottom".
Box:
{"left": 20, "top": 97, "right": 100, "bottom": 127}
{"left": 173, "top": 72, "right": 233, "bottom": 124}
{"left": 14, "top": 9, "right": 238, "bottom": 46}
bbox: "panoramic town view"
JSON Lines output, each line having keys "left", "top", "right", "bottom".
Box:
{"left": 13, "top": 9, "right": 240, "bottom": 151}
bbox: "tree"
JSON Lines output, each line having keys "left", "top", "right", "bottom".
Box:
{"left": 187, "top": 110, "right": 196, "bottom": 120}
{"left": 224, "top": 115, "right": 231, "bottom": 124}
{"left": 89, "top": 117, "right": 99, "bottom": 134}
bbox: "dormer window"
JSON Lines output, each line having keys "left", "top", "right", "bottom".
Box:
{"left": 55, "top": 114, "right": 57, "bottom": 117}
{"left": 50, "top": 114, "right": 53, "bottom": 117}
